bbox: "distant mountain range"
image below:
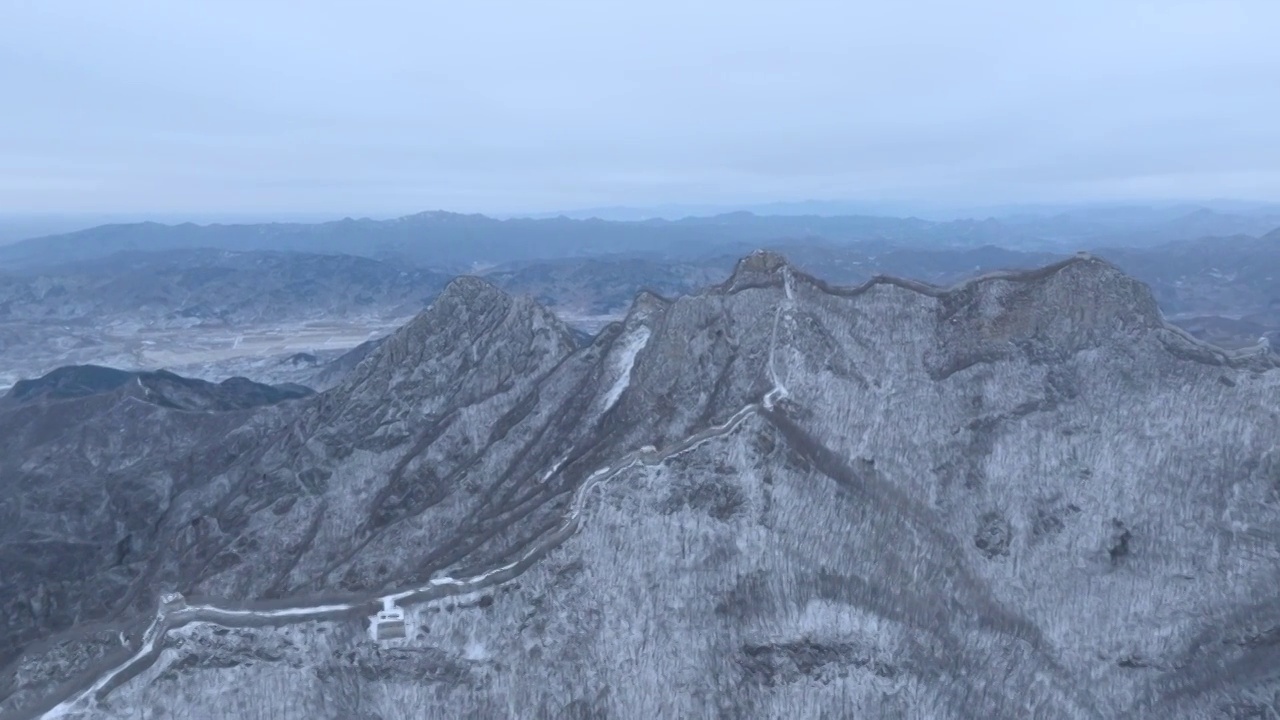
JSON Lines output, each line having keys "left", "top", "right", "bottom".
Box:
{"left": 0, "top": 249, "right": 448, "bottom": 326}
{"left": 0, "top": 213, "right": 347, "bottom": 246}
{"left": 4, "top": 206, "right": 1278, "bottom": 271}
{"left": 0, "top": 365, "right": 311, "bottom": 413}
{"left": 0, "top": 212, "right": 1037, "bottom": 270}
{"left": 519, "top": 199, "right": 1280, "bottom": 223}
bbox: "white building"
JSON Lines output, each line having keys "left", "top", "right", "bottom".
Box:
{"left": 368, "top": 597, "right": 408, "bottom": 642}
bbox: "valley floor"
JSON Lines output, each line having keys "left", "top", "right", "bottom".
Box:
{"left": 0, "top": 311, "right": 625, "bottom": 393}
{"left": 0, "top": 318, "right": 408, "bottom": 391}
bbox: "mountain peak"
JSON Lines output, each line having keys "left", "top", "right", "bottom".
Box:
{"left": 715, "top": 249, "right": 793, "bottom": 293}
{"left": 437, "top": 274, "right": 506, "bottom": 303}
{"left": 326, "top": 272, "right": 577, "bottom": 429}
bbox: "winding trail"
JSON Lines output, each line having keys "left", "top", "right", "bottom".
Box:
{"left": 24, "top": 302, "right": 796, "bottom": 720}
{"left": 763, "top": 267, "right": 795, "bottom": 410}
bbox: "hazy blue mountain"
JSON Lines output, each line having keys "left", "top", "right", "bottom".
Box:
{"left": 525, "top": 200, "right": 1280, "bottom": 225}
{"left": 0, "top": 365, "right": 312, "bottom": 412}
{"left": 0, "top": 213, "right": 356, "bottom": 246}
{"left": 1097, "top": 235, "right": 1280, "bottom": 318}
{"left": 6, "top": 206, "right": 1277, "bottom": 275}
{"left": 1004, "top": 207, "right": 1280, "bottom": 247}
{"left": 0, "top": 249, "right": 448, "bottom": 325}
{"left": 517, "top": 199, "right": 936, "bottom": 221}
{"left": 0, "top": 211, "right": 1049, "bottom": 271}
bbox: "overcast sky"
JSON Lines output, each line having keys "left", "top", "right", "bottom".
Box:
{"left": 3, "top": 0, "right": 1279, "bottom": 216}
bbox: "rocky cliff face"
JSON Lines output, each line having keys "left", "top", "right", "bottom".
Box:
{"left": 3, "top": 253, "right": 1278, "bottom": 720}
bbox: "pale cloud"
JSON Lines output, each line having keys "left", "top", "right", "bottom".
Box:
{"left": 2, "top": 0, "right": 1278, "bottom": 214}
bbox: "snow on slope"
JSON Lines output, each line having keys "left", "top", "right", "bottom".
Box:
{"left": 600, "top": 325, "right": 651, "bottom": 412}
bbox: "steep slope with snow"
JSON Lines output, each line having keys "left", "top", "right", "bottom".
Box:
{"left": 4, "top": 252, "right": 1279, "bottom": 720}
